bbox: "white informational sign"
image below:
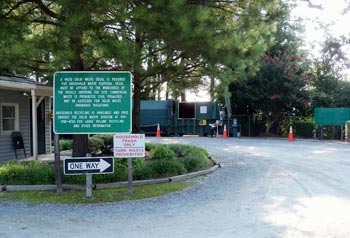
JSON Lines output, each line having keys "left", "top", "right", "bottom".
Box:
{"left": 200, "top": 106, "right": 207, "bottom": 114}
{"left": 114, "top": 134, "right": 145, "bottom": 158}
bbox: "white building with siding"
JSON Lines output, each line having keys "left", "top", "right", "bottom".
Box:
{"left": 0, "top": 74, "right": 52, "bottom": 162}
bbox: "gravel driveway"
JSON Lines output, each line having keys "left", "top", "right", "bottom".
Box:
{"left": 1, "top": 137, "right": 350, "bottom": 238}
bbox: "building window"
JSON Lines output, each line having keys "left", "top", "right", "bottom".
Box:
{"left": 1, "top": 103, "right": 19, "bottom": 134}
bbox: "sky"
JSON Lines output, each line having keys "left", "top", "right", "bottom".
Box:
{"left": 292, "top": 0, "right": 350, "bottom": 58}
{"left": 186, "top": 0, "right": 350, "bottom": 101}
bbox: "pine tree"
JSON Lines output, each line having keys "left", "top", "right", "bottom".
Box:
{"left": 1, "top": 0, "right": 281, "bottom": 154}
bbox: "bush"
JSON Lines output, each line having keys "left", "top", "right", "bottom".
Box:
{"left": 0, "top": 144, "right": 212, "bottom": 185}
{"left": 294, "top": 121, "right": 315, "bottom": 138}
{"left": 62, "top": 158, "right": 133, "bottom": 184}
{"left": 148, "top": 159, "right": 186, "bottom": 178}
{"left": 183, "top": 156, "right": 205, "bottom": 172}
{"left": 166, "top": 144, "right": 187, "bottom": 157}
{"left": 134, "top": 166, "right": 153, "bottom": 180}
{"left": 60, "top": 139, "right": 73, "bottom": 151}
{"left": 346, "top": 121, "right": 350, "bottom": 142}
{"left": 0, "top": 160, "right": 55, "bottom": 185}
{"left": 316, "top": 126, "right": 342, "bottom": 139}
{"left": 145, "top": 143, "right": 158, "bottom": 151}
{"left": 93, "top": 134, "right": 113, "bottom": 154}
{"left": 150, "top": 144, "right": 176, "bottom": 160}
{"left": 88, "top": 136, "right": 104, "bottom": 154}
{"left": 167, "top": 144, "right": 208, "bottom": 159}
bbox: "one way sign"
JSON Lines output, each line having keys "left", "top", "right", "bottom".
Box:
{"left": 64, "top": 157, "right": 114, "bottom": 175}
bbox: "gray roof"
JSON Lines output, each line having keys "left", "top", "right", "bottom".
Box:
{"left": 0, "top": 74, "right": 53, "bottom": 96}
{"left": 0, "top": 74, "right": 40, "bottom": 85}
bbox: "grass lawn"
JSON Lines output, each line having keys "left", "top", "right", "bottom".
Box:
{"left": 0, "top": 181, "right": 195, "bottom": 204}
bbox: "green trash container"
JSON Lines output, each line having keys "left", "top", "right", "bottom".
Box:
{"left": 232, "top": 118, "right": 238, "bottom": 137}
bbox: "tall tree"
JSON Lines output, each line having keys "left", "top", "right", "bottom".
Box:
{"left": 1, "top": 0, "right": 282, "bottom": 153}
{"left": 1, "top": 0, "right": 121, "bottom": 156}
{"left": 311, "top": 37, "right": 350, "bottom": 107}
{"left": 228, "top": 4, "right": 310, "bottom": 134}
{"left": 104, "top": 0, "right": 282, "bottom": 131}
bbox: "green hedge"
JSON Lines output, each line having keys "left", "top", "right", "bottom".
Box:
{"left": 0, "top": 161, "right": 55, "bottom": 185}
{"left": 59, "top": 139, "right": 73, "bottom": 151}
{"left": 88, "top": 137, "right": 104, "bottom": 155}
{"left": 150, "top": 144, "right": 176, "bottom": 160}
{"left": 59, "top": 135, "right": 114, "bottom": 155}
{"left": 0, "top": 144, "right": 213, "bottom": 185}
{"left": 294, "top": 121, "right": 315, "bottom": 138}
{"left": 134, "top": 159, "right": 186, "bottom": 180}
{"left": 90, "top": 134, "right": 113, "bottom": 154}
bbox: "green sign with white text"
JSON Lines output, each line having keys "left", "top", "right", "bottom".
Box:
{"left": 315, "top": 107, "right": 350, "bottom": 126}
{"left": 54, "top": 71, "right": 132, "bottom": 134}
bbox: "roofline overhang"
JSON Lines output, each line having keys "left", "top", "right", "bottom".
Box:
{"left": 0, "top": 80, "right": 53, "bottom": 96}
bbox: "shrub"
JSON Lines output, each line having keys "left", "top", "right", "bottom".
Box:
{"left": 0, "top": 144, "right": 211, "bottom": 185}
{"left": 150, "top": 144, "right": 176, "bottom": 160}
{"left": 0, "top": 160, "right": 55, "bottom": 185}
{"left": 145, "top": 143, "right": 158, "bottom": 151}
{"left": 148, "top": 159, "right": 186, "bottom": 178}
{"left": 61, "top": 172, "right": 86, "bottom": 185}
{"left": 183, "top": 156, "right": 205, "bottom": 172}
{"left": 88, "top": 136, "right": 104, "bottom": 154}
{"left": 294, "top": 121, "right": 315, "bottom": 138}
{"left": 134, "top": 166, "right": 153, "bottom": 180}
{"left": 187, "top": 146, "right": 209, "bottom": 160}
{"left": 62, "top": 158, "right": 133, "bottom": 184}
{"left": 167, "top": 144, "right": 187, "bottom": 157}
{"left": 346, "top": 121, "right": 350, "bottom": 142}
{"left": 93, "top": 134, "right": 113, "bottom": 154}
{"left": 60, "top": 139, "right": 73, "bottom": 151}
{"left": 92, "top": 158, "right": 144, "bottom": 184}
{"left": 279, "top": 117, "right": 315, "bottom": 138}
{"left": 167, "top": 144, "right": 208, "bottom": 159}
{"left": 316, "top": 126, "right": 342, "bottom": 139}
{"left": 92, "top": 158, "right": 127, "bottom": 183}
{"left": 92, "top": 166, "right": 128, "bottom": 184}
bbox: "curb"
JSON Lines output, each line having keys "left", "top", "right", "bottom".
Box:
{"left": 1, "top": 164, "right": 220, "bottom": 192}
{"left": 5, "top": 184, "right": 86, "bottom": 192}
{"left": 95, "top": 177, "right": 170, "bottom": 190}
{"left": 6, "top": 185, "right": 57, "bottom": 192}
{"left": 169, "top": 165, "right": 219, "bottom": 182}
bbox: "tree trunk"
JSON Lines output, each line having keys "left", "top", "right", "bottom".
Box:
{"left": 72, "top": 135, "right": 89, "bottom": 157}
{"left": 165, "top": 82, "right": 169, "bottom": 100}
{"left": 132, "top": 73, "right": 141, "bottom": 133}
{"left": 132, "top": 28, "right": 143, "bottom": 133}
{"left": 69, "top": 21, "right": 88, "bottom": 157}
{"left": 180, "top": 92, "right": 186, "bottom": 102}
{"left": 210, "top": 77, "right": 215, "bottom": 102}
{"left": 265, "top": 117, "right": 279, "bottom": 135}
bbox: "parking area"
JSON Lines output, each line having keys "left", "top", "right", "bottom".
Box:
{"left": 1, "top": 137, "right": 350, "bottom": 238}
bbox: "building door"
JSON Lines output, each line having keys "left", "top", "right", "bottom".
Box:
{"left": 30, "top": 99, "right": 46, "bottom": 155}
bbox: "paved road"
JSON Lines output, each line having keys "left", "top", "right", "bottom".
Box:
{"left": 1, "top": 137, "right": 350, "bottom": 238}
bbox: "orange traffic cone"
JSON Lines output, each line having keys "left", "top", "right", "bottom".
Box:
{"left": 223, "top": 124, "right": 228, "bottom": 139}
{"left": 156, "top": 123, "right": 161, "bottom": 137}
{"left": 288, "top": 126, "right": 294, "bottom": 142}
